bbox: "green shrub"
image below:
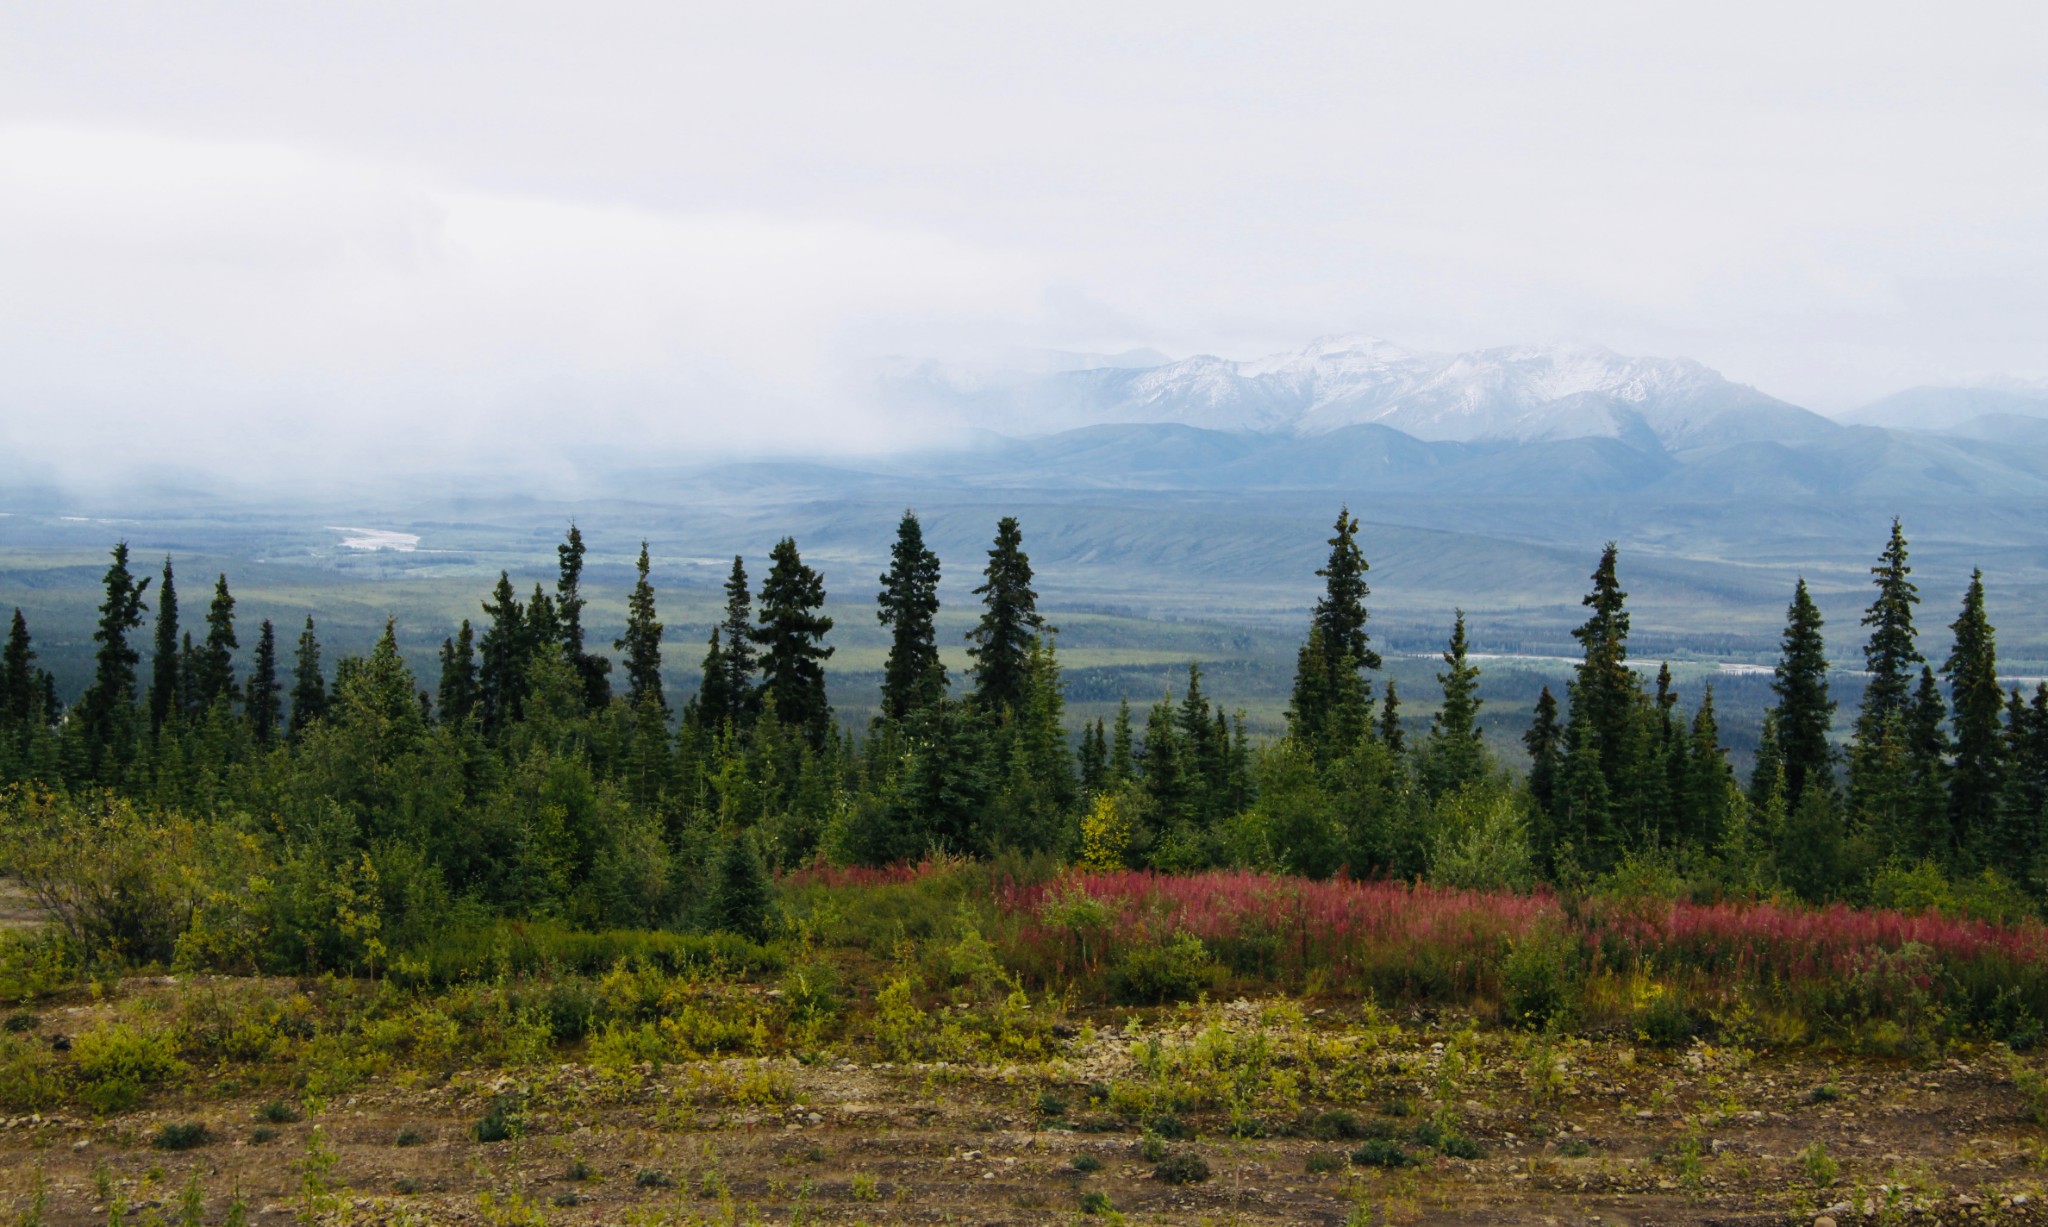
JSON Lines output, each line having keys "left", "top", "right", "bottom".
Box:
{"left": 473, "top": 1095, "right": 523, "bottom": 1143}
{"left": 0, "top": 1031, "right": 65, "bottom": 1112}
{"left": 71, "top": 1023, "right": 188, "bottom": 1113}
{"left": 258, "top": 1099, "right": 302, "bottom": 1124}
{"left": 250, "top": 1126, "right": 278, "bottom": 1145}
{"left": 1153, "top": 1152, "right": 1211, "bottom": 1184}
{"left": 1634, "top": 988, "right": 1697, "bottom": 1048}
{"left": 1306, "top": 1109, "right": 1365, "bottom": 1140}
{"left": 1070, "top": 1154, "right": 1102, "bottom": 1174}
{"left": 635, "top": 1168, "right": 673, "bottom": 1189}
{"left": 1105, "top": 932, "right": 1222, "bottom": 1005}
{"left": 152, "top": 1122, "right": 210, "bottom": 1151}
{"left": 1037, "top": 1092, "right": 1067, "bottom": 1118}
{"left": 395, "top": 1127, "right": 425, "bottom": 1147}
{"left": 3, "top": 1013, "right": 37, "bottom": 1033}
{"left": 1351, "top": 1138, "right": 1417, "bottom": 1168}
{"left": 1078, "top": 1190, "right": 1114, "bottom": 1215}
{"left": 1500, "top": 928, "right": 1578, "bottom": 1028}
{"left": 1305, "top": 1151, "right": 1345, "bottom": 1173}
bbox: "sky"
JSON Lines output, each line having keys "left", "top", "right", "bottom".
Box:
{"left": 3, "top": 1, "right": 2046, "bottom": 482}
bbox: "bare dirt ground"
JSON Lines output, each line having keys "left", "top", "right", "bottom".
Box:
{"left": 4, "top": 988, "right": 2048, "bottom": 1226}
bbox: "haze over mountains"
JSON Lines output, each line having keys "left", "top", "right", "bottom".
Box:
{"left": 876, "top": 336, "right": 2048, "bottom": 502}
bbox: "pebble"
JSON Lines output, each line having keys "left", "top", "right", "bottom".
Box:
{"left": 1814, "top": 1217, "right": 1837, "bottom": 1227}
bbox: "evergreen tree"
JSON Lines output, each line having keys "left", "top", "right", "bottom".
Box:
{"left": 1287, "top": 625, "right": 1372, "bottom": 759}
{"left": 710, "top": 556, "right": 757, "bottom": 726}
{"left": 754, "top": 537, "right": 834, "bottom": 747}
{"left": 189, "top": 573, "right": 239, "bottom": 709}
{"left": 615, "top": 542, "right": 666, "bottom": 712}
{"left": 1569, "top": 543, "right": 1638, "bottom": 784}
{"left": 1419, "top": 610, "right": 1487, "bottom": 798}
{"left": 705, "top": 832, "right": 773, "bottom": 940}
{"left": 1857, "top": 518, "right": 1922, "bottom": 733}
{"left": 437, "top": 619, "right": 479, "bottom": 725}
{"left": 2, "top": 609, "right": 38, "bottom": 731}
{"left": 148, "top": 556, "right": 181, "bottom": 730}
{"left": 1769, "top": 578, "right": 1836, "bottom": 809}
{"left": 1748, "top": 709, "right": 1786, "bottom": 812}
{"left": 1984, "top": 686, "right": 2046, "bottom": 876}
{"left": 1905, "top": 666, "right": 1952, "bottom": 858}
{"left": 246, "top": 619, "right": 282, "bottom": 746}
{"left": 876, "top": 510, "right": 946, "bottom": 720}
{"left": 1312, "top": 506, "right": 1381, "bottom": 671}
{"left": 1524, "top": 686, "right": 1563, "bottom": 818}
{"left": 478, "top": 571, "right": 528, "bottom": 733}
{"left": 1109, "top": 698, "right": 1135, "bottom": 784}
{"left": 556, "top": 523, "right": 612, "bottom": 709}
{"left": 75, "top": 542, "right": 150, "bottom": 769}
{"left": 1676, "top": 686, "right": 1736, "bottom": 848}
{"left": 1378, "top": 678, "right": 1406, "bottom": 755}
{"left": 289, "top": 616, "right": 328, "bottom": 736}
{"left": 1078, "top": 718, "right": 1108, "bottom": 794}
{"left": 1945, "top": 569, "right": 2004, "bottom": 854}
{"left": 967, "top": 516, "right": 1045, "bottom": 713}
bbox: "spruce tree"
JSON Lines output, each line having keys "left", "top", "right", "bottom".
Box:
{"left": 75, "top": 541, "right": 150, "bottom": 768}
{"left": 1524, "top": 686, "right": 1563, "bottom": 818}
{"left": 694, "top": 627, "right": 731, "bottom": 728}
{"left": 556, "top": 523, "right": 612, "bottom": 709}
{"left": 1110, "top": 698, "right": 1135, "bottom": 784}
{"left": 1570, "top": 544, "right": 1638, "bottom": 785}
{"left": 1858, "top": 518, "right": 1922, "bottom": 731}
{"left": 1676, "top": 686, "right": 1736, "bottom": 848}
{"left": 148, "top": 556, "right": 181, "bottom": 730}
{"left": 1419, "top": 610, "right": 1487, "bottom": 798}
{"left": 1944, "top": 569, "right": 2004, "bottom": 853}
{"left": 755, "top": 537, "right": 834, "bottom": 746}
{"left": 1378, "top": 678, "right": 1406, "bottom": 755}
{"left": 2, "top": 609, "right": 37, "bottom": 731}
{"left": 289, "top": 616, "right": 328, "bottom": 736}
{"left": 967, "top": 516, "right": 1045, "bottom": 713}
{"left": 877, "top": 510, "right": 946, "bottom": 720}
{"left": 713, "top": 556, "right": 757, "bottom": 726}
{"left": 1984, "top": 687, "right": 2046, "bottom": 875}
{"left": 706, "top": 832, "right": 773, "bottom": 940}
{"left": 1312, "top": 506, "right": 1380, "bottom": 671}
{"left": 478, "top": 571, "right": 528, "bottom": 733}
{"left": 246, "top": 619, "right": 282, "bottom": 746}
{"left": 437, "top": 620, "right": 479, "bottom": 725}
{"left": 189, "top": 573, "right": 239, "bottom": 709}
{"left": 616, "top": 542, "right": 666, "bottom": 712}
{"left": 1078, "top": 718, "right": 1108, "bottom": 794}
{"left": 1769, "top": 578, "right": 1835, "bottom": 809}
{"left": 1906, "top": 666, "right": 1952, "bottom": 857}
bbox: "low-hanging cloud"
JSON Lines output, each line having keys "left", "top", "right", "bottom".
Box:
{"left": 0, "top": 125, "right": 1048, "bottom": 488}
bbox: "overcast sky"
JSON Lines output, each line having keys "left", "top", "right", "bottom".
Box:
{"left": 3, "top": 1, "right": 2045, "bottom": 480}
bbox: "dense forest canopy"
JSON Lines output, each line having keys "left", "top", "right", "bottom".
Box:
{"left": 2, "top": 510, "right": 2046, "bottom": 977}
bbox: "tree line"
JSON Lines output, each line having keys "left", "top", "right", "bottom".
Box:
{"left": 2, "top": 508, "right": 2046, "bottom": 968}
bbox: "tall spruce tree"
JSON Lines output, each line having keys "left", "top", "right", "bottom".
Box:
{"left": 1769, "top": 578, "right": 1836, "bottom": 809}
{"left": 1676, "top": 686, "right": 1735, "bottom": 848}
{"left": 1524, "top": 686, "right": 1563, "bottom": 818}
{"left": 246, "top": 619, "right": 282, "bottom": 746}
{"left": 478, "top": 571, "right": 528, "bottom": 733}
{"left": 1570, "top": 544, "right": 1635, "bottom": 769}
{"left": 1906, "top": 665, "right": 1952, "bottom": 857}
{"left": 1859, "top": 518, "right": 1922, "bottom": 730}
{"left": 2, "top": 609, "right": 38, "bottom": 732}
{"left": 1378, "top": 678, "right": 1406, "bottom": 755}
{"left": 75, "top": 542, "right": 150, "bottom": 768}
{"left": 967, "top": 516, "right": 1045, "bottom": 713}
{"left": 693, "top": 556, "right": 756, "bottom": 729}
{"left": 289, "top": 616, "right": 328, "bottom": 736}
{"left": 1110, "top": 698, "right": 1135, "bottom": 784}
{"left": 189, "top": 573, "right": 239, "bottom": 709}
{"left": 1312, "top": 506, "right": 1380, "bottom": 671}
{"left": 876, "top": 510, "right": 946, "bottom": 720}
{"left": 1419, "top": 610, "right": 1487, "bottom": 797}
{"left": 755, "top": 537, "right": 834, "bottom": 746}
{"left": 437, "top": 619, "right": 479, "bottom": 725}
{"left": 148, "top": 556, "right": 181, "bottom": 730}
{"left": 1944, "top": 569, "right": 2004, "bottom": 853}
{"left": 616, "top": 542, "right": 666, "bottom": 712}
{"left": 556, "top": 523, "right": 612, "bottom": 709}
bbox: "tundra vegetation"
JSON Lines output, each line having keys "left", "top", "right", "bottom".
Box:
{"left": 2, "top": 510, "right": 2048, "bottom": 1222}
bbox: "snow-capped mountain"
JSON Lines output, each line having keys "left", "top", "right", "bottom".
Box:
{"left": 880, "top": 335, "right": 1838, "bottom": 451}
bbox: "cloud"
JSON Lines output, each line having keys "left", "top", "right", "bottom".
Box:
{"left": 0, "top": 125, "right": 1048, "bottom": 485}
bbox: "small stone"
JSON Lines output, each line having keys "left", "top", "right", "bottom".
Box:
{"left": 1814, "top": 1217, "right": 1837, "bottom": 1227}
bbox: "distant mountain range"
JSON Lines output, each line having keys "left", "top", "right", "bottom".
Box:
{"left": 879, "top": 336, "right": 2048, "bottom": 456}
